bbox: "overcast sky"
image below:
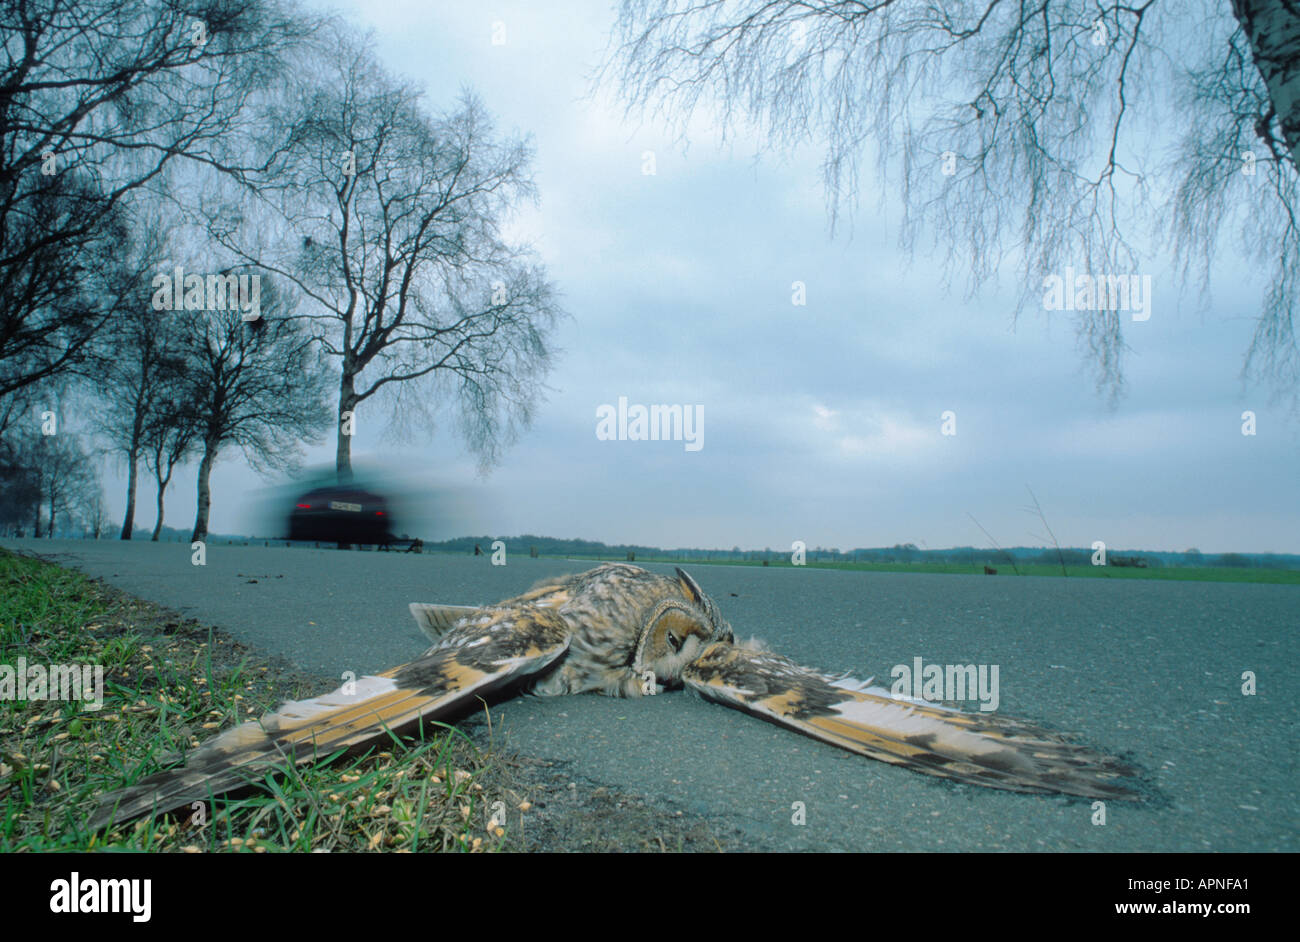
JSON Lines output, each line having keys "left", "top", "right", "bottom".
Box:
{"left": 96, "top": 0, "right": 1298, "bottom": 554}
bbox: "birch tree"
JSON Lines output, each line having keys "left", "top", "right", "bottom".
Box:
{"left": 93, "top": 227, "right": 189, "bottom": 540}
{"left": 605, "top": 0, "right": 1300, "bottom": 396}
{"left": 141, "top": 381, "right": 200, "bottom": 542}
{"left": 180, "top": 275, "right": 331, "bottom": 543}
{"left": 207, "top": 31, "right": 562, "bottom": 479}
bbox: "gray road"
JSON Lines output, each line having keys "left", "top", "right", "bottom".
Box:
{"left": 8, "top": 538, "right": 1297, "bottom": 851}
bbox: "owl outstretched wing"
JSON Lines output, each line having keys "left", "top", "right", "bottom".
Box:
{"left": 409, "top": 603, "right": 483, "bottom": 643}
{"left": 682, "top": 641, "right": 1137, "bottom": 800}
{"left": 88, "top": 605, "right": 570, "bottom": 832}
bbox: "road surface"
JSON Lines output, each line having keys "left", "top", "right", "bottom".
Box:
{"left": 6, "top": 538, "right": 1296, "bottom": 852}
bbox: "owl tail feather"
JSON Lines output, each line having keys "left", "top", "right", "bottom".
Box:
{"left": 88, "top": 607, "right": 570, "bottom": 832}
{"left": 683, "top": 642, "right": 1138, "bottom": 800}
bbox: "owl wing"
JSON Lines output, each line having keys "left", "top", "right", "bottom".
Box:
{"left": 409, "top": 603, "right": 483, "bottom": 642}
{"left": 88, "top": 605, "right": 571, "bottom": 832}
{"left": 682, "top": 642, "right": 1137, "bottom": 800}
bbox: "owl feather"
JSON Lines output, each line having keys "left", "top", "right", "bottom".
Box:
{"left": 682, "top": 642, "right": 1136, "bottom": 799}
{"left": 88, "top": 605, "right": 570, "bottom": 832}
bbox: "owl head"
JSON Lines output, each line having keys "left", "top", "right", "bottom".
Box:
{"left": 632, "top": 567, "right": 734, "bottom": 685}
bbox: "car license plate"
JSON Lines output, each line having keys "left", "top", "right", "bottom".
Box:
{"left": 329, "top": 500, "right": 362, "bottom": 512}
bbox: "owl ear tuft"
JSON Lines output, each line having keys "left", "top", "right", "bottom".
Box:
{"left": 675, "top": 567, "right": 706, "bottom": 606}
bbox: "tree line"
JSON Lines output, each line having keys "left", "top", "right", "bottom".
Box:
{"left": 0, "top": 1, "right": 560, "bottom": 542}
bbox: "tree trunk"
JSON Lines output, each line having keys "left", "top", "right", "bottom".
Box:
{"left": 191, "top": 439, "right": 218, "bottom": 543}
{"left": 151, "top": 473, "right": 167, "bottom": 541}
{"left": 336, "top": 372, "right": 357, "bottom": 486}
{"left": 120, "top": 453, "right": 138, "bottom": 539}
{"left": 335, "top": 373, "right": 358, "bottom": 550}
{"left": 1232, "top": 0, "right": 1300, "bottom": 170}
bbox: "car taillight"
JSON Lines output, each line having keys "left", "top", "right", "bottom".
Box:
{"left": 375, "top": 511, "right": 384, "bottom": 515}
{"left": 295, "top": 503, "right": 311, "bottom": 509}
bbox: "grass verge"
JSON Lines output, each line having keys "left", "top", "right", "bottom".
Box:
{"left": 0, "top": 547, "right": 524, "bottom": 852}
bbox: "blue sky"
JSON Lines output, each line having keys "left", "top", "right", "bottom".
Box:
{"left": 99, "top": 0, "right": 1298, "bottom": 553}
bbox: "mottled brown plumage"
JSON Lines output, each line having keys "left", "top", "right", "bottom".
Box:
{"left": 89, "top": 563, "right": 1136, "bottom": 831}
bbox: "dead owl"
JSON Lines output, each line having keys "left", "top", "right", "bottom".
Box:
{"left": 90, "top": 563, "right": 1136, "bottom": 829}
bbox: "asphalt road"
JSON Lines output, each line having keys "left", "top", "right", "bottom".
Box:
{"left": 7, "top": 538, "right": 1297, "bottom": 852}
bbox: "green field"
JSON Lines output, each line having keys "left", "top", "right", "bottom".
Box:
{"left": 560, "top": 555, "right": 1300, "bottom": 585}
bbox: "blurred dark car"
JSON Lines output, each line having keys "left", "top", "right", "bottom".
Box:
{"left": 286, "top": 485, "right": 395, "bottom": 545}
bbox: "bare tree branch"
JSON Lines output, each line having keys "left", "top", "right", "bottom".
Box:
{"left": 179, "top": 273, "right": 331, "bottom": 542}
{"left": 203, "top": 28, "right": 564, "bottom": 478}
{"left": 0, "top": 0, "right": 319, "bottom": 400}
{"left": 603, "top": 0, "right": 1300, "bottom": 401}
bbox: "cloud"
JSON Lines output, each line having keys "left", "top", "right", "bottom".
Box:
{"left": 114, "top": 0, "right": 1296, "bottom": 555}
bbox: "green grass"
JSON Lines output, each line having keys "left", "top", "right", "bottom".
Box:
{"left": 0, "top": 548, "right": 525, "bottom": 852}
{"left": 560, "top": 555, "right": 1300, "bottom": 585}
